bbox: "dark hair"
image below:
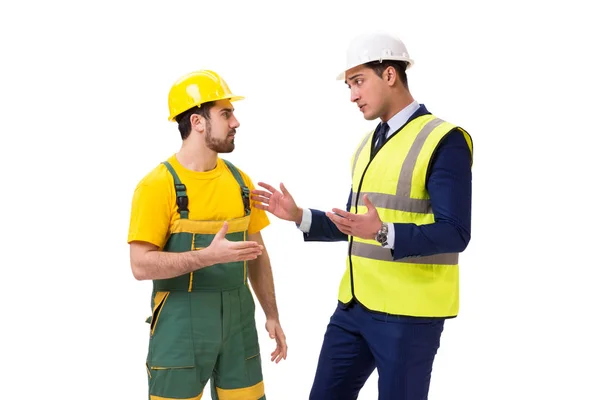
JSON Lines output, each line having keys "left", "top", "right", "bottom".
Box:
{"left": 175, "top": 101, "right": 216, "bottom": 140}
{"left": 365, "top": 60, "right": 409, "bottom": 89}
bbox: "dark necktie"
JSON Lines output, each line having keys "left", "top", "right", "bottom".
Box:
{"left": 372, "top": 122, "right": 390, "bottom": 157}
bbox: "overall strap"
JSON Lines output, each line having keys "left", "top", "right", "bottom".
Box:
{"left": 162, "top": 161, "right": 189, "bottom": 219}
{"left": 222, "top": 159, "right": 251, "bottom": 216}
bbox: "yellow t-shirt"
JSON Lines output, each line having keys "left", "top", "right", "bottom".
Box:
{"left": 127, "top": 154, "right": 269, "bottom": 249}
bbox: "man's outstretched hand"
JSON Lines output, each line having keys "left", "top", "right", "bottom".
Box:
{"left": 326, "top": 194, "right": 382, "bottom": 240}
{"left": 252, "top": 182, "right": 303, "bottom": 224}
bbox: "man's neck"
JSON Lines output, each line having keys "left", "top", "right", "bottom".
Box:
{"left": 380, "top": 92, "right": 415, "bottom": 122}
{"left": 176, "top": 140, "right": 218, "bottom": 172}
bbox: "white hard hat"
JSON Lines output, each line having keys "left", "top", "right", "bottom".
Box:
{"left": 337, "top": 32, "right": 414, "bottom": 80}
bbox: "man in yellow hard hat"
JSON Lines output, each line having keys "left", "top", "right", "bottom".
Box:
{"left": 252, "top": 32, "right": 473, "bottom": 399}
{"left": 127, "top": 69, "right": 287, "bottom": 400}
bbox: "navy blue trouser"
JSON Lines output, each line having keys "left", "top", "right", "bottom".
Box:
{"left": 309, "top": 301, "right": 445, "bottom": 400}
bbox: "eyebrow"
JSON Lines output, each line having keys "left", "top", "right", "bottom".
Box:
{"left": 220, "top": 107, "right": 234, "bottom": 113}
{"left": 345, "top": 74, "right": 363, "bottom": 85}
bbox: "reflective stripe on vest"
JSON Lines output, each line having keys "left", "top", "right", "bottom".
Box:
{"left": 338, "top": 114, "right": 473, "bottom": 317}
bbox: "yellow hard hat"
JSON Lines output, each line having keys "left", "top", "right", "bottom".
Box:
{"left": 167, "top": 70, "right": 244, "bottom": 121}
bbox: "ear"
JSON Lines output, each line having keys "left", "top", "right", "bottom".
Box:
{"left": 190, "top": 113, "right": 205, "bottom": 133}
{"left": 385, "top": 66, "right": 396, "bottom": 86}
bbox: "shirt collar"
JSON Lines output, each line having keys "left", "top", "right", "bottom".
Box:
{"left": 383, "top": 100, "right": 420, "bottom": 137}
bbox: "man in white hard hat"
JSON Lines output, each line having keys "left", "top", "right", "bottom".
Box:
{"left": 252, "top": 32, "right": 473, "bottom": 399}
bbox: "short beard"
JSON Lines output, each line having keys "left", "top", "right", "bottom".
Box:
{"left": 205, "top": 119, "right": 235, "bottom": 153}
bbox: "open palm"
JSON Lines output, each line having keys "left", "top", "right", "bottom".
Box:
{"left": 251, "top": 182, "right": 300, "bottom": 222}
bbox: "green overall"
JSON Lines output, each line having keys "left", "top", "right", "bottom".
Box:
{"left": 145, "top": 160, "right": 265, "bottom": 400}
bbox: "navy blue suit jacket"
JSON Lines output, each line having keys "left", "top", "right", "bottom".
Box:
{"left": 302, "top": 105, "right": 472, "bottom": 260}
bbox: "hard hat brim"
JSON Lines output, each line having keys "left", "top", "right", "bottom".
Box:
{"left": 336, "top": 57, "right": 414, "bottom": 80}
{"left": 225, "top": 95, "right": 245, "bottom": 103}
{"left": 168, "top": 94, "right": 245, "bottom": 121}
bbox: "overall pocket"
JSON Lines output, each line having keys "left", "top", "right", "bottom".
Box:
{"left": 238, "top": 287, "right": 263, "bottom": 386}
{"left": 146, "top": 291, "right": 195, "bottom": 369}
{"left": 147, "top": 291, "right": 169, "bottom": 335}
{"left": 238, "top": 288, "right": 259, "bottom": 359}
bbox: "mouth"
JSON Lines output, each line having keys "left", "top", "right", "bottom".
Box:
{"left": 358, "top": 104, "right": 366, "bottom": 112}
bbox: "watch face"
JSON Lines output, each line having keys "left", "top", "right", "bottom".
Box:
{"left": 376, "top": 224, "right": 388, "bottom": 244}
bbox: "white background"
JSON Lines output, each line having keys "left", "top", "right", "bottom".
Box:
{"left": 1, "top": 0, "right": 599, "bottom": 399}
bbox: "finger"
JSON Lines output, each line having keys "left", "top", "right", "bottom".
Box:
{"left": 363, "top": 194, "right": 375, "bottom": 211}
{"left": 251, "top": 190, "right": 272, "bottom": 198}
{"left": 253, "top": 202, "right": 269, "bottom": 211}
{"left": 229, "top": 240, "right": 260, "bottom": 250}
{"left": 333, "top": 224, "right": 352, "bottom": 236}
{"left": 277, "top": 333, "right": 288, "bottom": 360}
{"left": 326, "top": 212, "right": 353, "bottom": 229}
{"left": 276, "top": 344, "right": 285, "bottom": 363}
{"left": 214, "top": 221, "right": 228, "bottom": 240}
{"left": 237, "top": 250, "right": 263, "bottom": 262}
{"left": 250, "top": 194, "right": 270, "bottom": 203}
{"left": 239, "top": 254, "right": 260, "bottom": 262}
{"left": 271, "top": 348, "right": 280, "bottom": 362}
{"left": 239, "top": 248, "right": 264, "bottom": 258}
{"left": 279, "top": 182, "right": 290, "bottom": 196}
{"left": 331, "top": 208, "right": 352, "bottom": 219}
{"left": 257, "top": 182, "right": 278, "bottom": 194}
{"left": 275, "top": 327, "right": 287, "bottom": 361}
{"left": 237, "top": 247, "right": 263, "bottom": 256}
{"left": 326, "top": 217, "right": 352, "bottom": 235}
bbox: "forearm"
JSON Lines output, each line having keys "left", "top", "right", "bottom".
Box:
{"left": 247, "top": 243, "right": 279, "bottom": 320}
{"left": 302, "top": 209, "right": 349, "bottom": 242}
{"left": 300, "top": 189, "right": 352, "bottom": 242}
{"left": 391, "top": 221, "right": 470, "bottom": 259}
{"left": 132, "top": 247, "right": 214, "bottom": 281}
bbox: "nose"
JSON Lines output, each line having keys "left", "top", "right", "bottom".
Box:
{"left": 230, "top": 114, "right": 240, "bottom": 129}
{"left": 350, "top": 87, "right": 360, "bottom": 103}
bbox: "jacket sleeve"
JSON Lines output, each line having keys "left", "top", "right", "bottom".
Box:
{"left": 302, "top": 189, "right": 352, "bottom": 242}
{"left": 391, "top": 129, "right": 472, "bottom": 259}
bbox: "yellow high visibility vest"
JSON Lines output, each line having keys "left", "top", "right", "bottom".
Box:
{"left": 338, "top": 114, "right": 473, "bottom": 317}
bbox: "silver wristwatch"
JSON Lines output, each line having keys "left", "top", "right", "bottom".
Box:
{"left": 375, "top": 223, "right": 388, "bottom": 247}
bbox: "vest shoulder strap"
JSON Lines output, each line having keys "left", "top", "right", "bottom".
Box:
{"left": 162, "top": 161, "right": 189, "bottom": 219}
{"left": 222, "top": 159, "right": 251, "bottom": 216}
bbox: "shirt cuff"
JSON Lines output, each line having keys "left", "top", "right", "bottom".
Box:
{"left": 297, "top": 208, "right": 312, "bottom": 233}
{"left": 382, "top": 222, "right": 395, "bottom": 249}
